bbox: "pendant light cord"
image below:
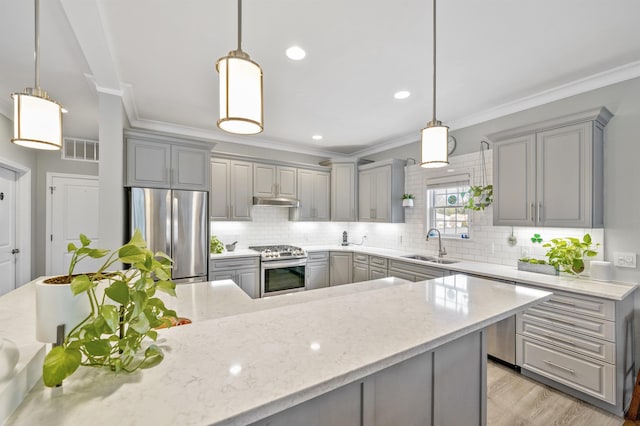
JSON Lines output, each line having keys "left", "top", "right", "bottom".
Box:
{"left": 431, "top": 0, "right": 437, "bottom": 123}
{"left": 34, "top": 0, "right": 40, "bottom": 89}
{"left": 237, "top": 0, "right": 242, "bottom": 51}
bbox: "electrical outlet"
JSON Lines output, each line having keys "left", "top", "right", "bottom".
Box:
{"left": 613, "top": 252, "right": 637, "bottom": 268}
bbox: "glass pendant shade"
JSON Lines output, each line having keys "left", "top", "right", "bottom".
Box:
{"left": 420, "top": 122, "right": 449, "bottom": 168}
{"left": 12, "top": 91, "right": 62, "bottom": 150}
{"left": 217, "top": 52, "right": 263, "bottom": 135}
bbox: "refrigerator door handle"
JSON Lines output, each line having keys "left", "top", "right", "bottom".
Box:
{"left": 171, "top": 195, "right": 179, "bottom": 277}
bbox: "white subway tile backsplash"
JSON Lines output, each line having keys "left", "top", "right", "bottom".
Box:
{"left": 211, "top": 150, "right": 604, "bottom": 266}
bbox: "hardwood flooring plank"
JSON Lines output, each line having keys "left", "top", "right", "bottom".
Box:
{"left": 487, "top": 361, "right": 624, "bottom": 426}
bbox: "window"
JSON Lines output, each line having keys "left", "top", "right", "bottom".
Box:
{"left": 426, "top": 174, "right": 471, "bottom": 239}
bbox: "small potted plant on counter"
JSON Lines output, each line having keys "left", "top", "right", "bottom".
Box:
{"left": 402, "top": 193, "right": 414, "bottom": 207}
{"left": 543, "top": 234, "right": 599, "bottom": 276}
{"left": 41, "top": 230, "right": 180, "bottom": 387}
{"left": 517, "top": 257, "right": 558, "bottom": 276}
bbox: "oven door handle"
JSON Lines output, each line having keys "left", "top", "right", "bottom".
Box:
{"left": 262, "top": 259, "right": 307, "bottom": 269}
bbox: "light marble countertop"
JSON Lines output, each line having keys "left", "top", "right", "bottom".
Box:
{"left": 209, "top": 248, "right": 260, "bottom": 259}
{"left": 6, "top": 276, "right": 550, "bottom": 426}
{"left": 300, "top": 245, "right": 638, "bottom": 300}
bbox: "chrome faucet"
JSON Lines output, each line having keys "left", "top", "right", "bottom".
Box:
{"left": 426, "top": 228, "right": 447, "bottom": 258}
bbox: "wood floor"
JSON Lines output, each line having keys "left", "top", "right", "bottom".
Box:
{"left": 487, "top": 361, "right": 626, "bottom": 426}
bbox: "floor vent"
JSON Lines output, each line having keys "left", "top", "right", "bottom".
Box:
{"left": 62, "top": 137, "right": 99, "bottom": 162}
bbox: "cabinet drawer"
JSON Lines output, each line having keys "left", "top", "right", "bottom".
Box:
{"left": 211, "top": 257, "right": 260, "bottom": 271}
{"left": 369, "top": 256, "right": 388, "bottom": 268}
{"left": 539, "top": 290, "right": 614, "bottom": 321}
{"left": 388, "top": 260, "right": 445, "bottom": 278}
{"left": 369, "top": 267, "right": 388, "bottom": 280}
{"left": 517, "top": 315, "right": 614, "bottom": 363}
{"left": 517, "top": 335, "right": 615, "bottom": 404}
{"left": 353, "top": 253, "right": 369, "bottom": 264}
{"left": 308, "top": 251, "right": 329, "bottom": 262}
{"left": 522, "top": 305, "right": 615, "bottom": 342}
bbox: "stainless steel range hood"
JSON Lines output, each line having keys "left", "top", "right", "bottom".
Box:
{"left": 252, "top": 196, "right": 300, "bottom": 207}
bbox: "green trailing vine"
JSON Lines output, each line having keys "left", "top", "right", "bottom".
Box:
{"left": 42, "top": 230, "right": 179, "bottom": 387}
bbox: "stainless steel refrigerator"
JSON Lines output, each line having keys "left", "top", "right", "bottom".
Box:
{"left": 129, "top": 187, "right": 208, "bottom": 284}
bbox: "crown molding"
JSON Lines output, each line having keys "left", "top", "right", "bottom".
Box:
{"left": 353, "top": 61, "right": 640, "bottom": 158}
{"left": 448, "top": 60, "right": 640, "bottom": 131}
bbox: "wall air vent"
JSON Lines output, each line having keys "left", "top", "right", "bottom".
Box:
{"left": 61, "top": 137, "right": 99, "bottom": 162}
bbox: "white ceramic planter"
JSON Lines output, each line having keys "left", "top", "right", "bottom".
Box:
{"left": 402, "top": 199, "right": 414, "bottom": 207}
{"left": 35, "top": 278, "right": 91, "bottom": 343}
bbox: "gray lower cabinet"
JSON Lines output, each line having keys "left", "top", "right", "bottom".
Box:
{"left": 388, "top": 259, "right": 446, "bottom": 282}
{"left": 368, "top": 256, "right": 388, "bottom": 280}
{"left": 306, "top": 252, "right": 330, "bottom": 290}
{"left": 352, "top": 253, "right": 369, "bottom": 283}
{"left": 516, "top": 285, "right": 634, "bottom": 416}
{"left": 330, "top": 252, "right": 353, "bottom": 286}
{"left": 250, "top": 331, "right": 485, "bottom": 426}
{"left": 209, "top": 256, "right": 260, "bottom": 298}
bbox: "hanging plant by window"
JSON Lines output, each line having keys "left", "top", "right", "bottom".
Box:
{"left": 465, "top": 140, "right": 493, "bottom": 211}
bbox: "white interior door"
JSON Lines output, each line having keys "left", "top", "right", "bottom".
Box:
{"left": 48, "top": 175, "right": 100, "bottom": 276}
{"left": 0, "top": 167, "right": 17, "bottom": 296}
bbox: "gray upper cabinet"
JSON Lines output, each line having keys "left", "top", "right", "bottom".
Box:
{"left": 125, "top": 131, "right": 211, "bottom": 191}
{"left": 210, "top": 158, "right": 253, "bottom": 221}
{"left": 491, "top": 108, "right": 612, "bottom": 228}
{"left": 290, "top": 168, "right": 330, "bottom": 221}
{"left": 253, "top": 164, "right": 297, "bottom": 198}
{"left": 330, "top": 162, "right": 357, "bottom": 221}
{"left": 358, "top": 159, "right": 406, "bottom": 223}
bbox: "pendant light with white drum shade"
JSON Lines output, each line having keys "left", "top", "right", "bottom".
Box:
{"left": 11, "top": 0, "right": 63, "bottom": 150}
{"left": 420, "top": 0, "right": 448, "bottom": 168}
{"left": 217, "top": 0, "right": 264, "bottom": 135}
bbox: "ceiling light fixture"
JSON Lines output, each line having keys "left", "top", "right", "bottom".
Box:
{"left": 394, "top": 91, "right": 411, "bottom": 100}
{"left": 11, "top": 0, "right": 63, "bottom": 150}
{"left": 216, "top": 0, "right": 263, "bottom": 135}
{"left": 420, "top": 0, "right": 448, "bottom": 168}
{"left": 286, "top": 46, "right": 306, "bottom": 61}
{"left": 312, "top": 134, "right": 323, "bottom": 141}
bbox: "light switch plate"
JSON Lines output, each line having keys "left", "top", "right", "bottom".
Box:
{"left": 613, "top": 252, "right": 637, "bottom": 268}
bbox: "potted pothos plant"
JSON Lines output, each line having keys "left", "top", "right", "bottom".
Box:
{"left": 402, "top": 193, "right": 414, "bottom": 207}
{"left": 543, "top": 234, "right": 599, "bottom": 276}
{"left": 464, "top": 184, "right": 493, "bottom": 211}
{"left": 42, "top": 230, "right": 179, "bottom": 387}
{"left": 465, "top": 140, "right": 493, "bottom": 211}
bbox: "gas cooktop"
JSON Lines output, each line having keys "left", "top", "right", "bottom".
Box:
{"left": 249, "top": 245, "right": 307, "bottom": 261}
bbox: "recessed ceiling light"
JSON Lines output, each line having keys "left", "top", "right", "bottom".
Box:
{"left": 286, "top": 46, "right": 306, "bottom": 60}
{"left": 394, "top": 91, "right": 410, "bottom": 100}
{"left": 61, "top": 108, "right": 68, "bottom": 114}
{"left": 312, "top": 135, "right": 323, "bottom": 141}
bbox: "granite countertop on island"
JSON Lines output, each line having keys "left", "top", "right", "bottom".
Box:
{"left": 5, "top": 275, "right": 551, "bottom": 426}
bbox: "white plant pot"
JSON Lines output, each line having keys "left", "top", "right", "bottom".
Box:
{"left": 402, "top": 199, "right": 414, "bottom": 207}
{"left": 35, "top": 277, "right": 91, "bottom": 343}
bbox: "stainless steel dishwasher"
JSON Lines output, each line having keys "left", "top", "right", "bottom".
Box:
{"left": 466, "top": 273, "right": 517, "bottom": 367}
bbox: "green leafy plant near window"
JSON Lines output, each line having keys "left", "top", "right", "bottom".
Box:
{"left": 464, "top": 184, "right": 493, "bottom": 211}
{"left": 543, "top": 234, "right": 599, "bottom": 275}
{"left": 464, "top": 141, "right": 493, "bottom": 211}
{"left": 42, "top": 230, "right": 179, "bottom": 387}
{"left": 402, "top": 193, "right": 414, "bottom": 200}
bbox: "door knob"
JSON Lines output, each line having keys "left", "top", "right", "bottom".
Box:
{"left": 11, "top": 249, "right": 20, "bottom": 254}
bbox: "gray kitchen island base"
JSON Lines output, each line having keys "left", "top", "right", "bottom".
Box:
{"left": 251, "top": 330, "right": 487, "bottom": 426}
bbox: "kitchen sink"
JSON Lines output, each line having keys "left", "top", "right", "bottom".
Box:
{"left": 401, "top": 254, "right": 460, "bottom": 265}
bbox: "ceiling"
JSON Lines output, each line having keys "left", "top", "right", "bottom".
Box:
{"left": 2, "top": 0, "right": 640, "bottom": 157}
